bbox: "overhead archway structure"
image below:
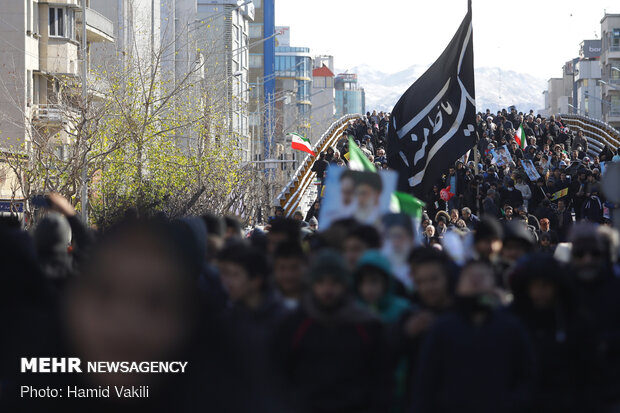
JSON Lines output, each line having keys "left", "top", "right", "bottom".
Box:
{"left": 276, "top": 114, "right": 361, "bottom": 217}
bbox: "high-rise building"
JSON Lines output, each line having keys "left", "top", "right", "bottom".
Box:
{"left": 600, "top": 13, "right": 620, "bottom": 130}
{"left": 195, "top": 0, "right": 255, "bottom": 161}
{"left": 310, "top": 63, "right": 335, "bottom": 143}
{"left": 90, "top": 0, "right": 160, "bottom": 73}
{"left": 0, "top": 0, "right": 114, "bottom": 202}
{"left": 248, "top": 0, "right": 275, "bottom": 162}
{"left": 335, "top": 73, "right": 365, "bottom": 117}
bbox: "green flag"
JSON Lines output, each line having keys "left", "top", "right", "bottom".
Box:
{"left": 347, "top": 137, "right": 376, "bottom": 172}
{"left": 390, "top": 191, "right": 425, "bottom": 219}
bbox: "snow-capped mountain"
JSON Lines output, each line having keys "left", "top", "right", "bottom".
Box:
{"left": 339, "top": 64, "right": 546, "bottom": 114}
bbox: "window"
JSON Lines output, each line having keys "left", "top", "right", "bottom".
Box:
{"left": 33, "top": 74, "right": 39, "bottom": 105}
{"left": 26, "top": 70, "right": 32, "bottom": 105}
{"left": 611, "top": 95, "right": 620, "bottom": 115}
{"left": 611, "top": 65, "right": 620, "bottom": 82}
{"left": 249, "top": 24, "right": 263, "bottom": 39}
{"left": 314, "top": 77, "right": 325, "bottom": 88}
{"left": 249, "top": 112, "right": 260, "bottom": 127}
{"left": 67, "top": 9, "right": 75, "bottom": 40}
{"left": 49, "top": 7, "right": 64, "bottom": 37}
{"left": 249, "top": 54, "right": 263, "bottom": 69}
{"left": 613, "top": 29, "right": 620, "bottom": 50}
{"left": 27, "top": 0, "right": 32, "bottom": 33}
{"left": 582, "top": 79, "right": 588, "bottom": 87}
{"left": 49, "top": 7, "right": 74, "bottom": 38}
{"left": 33, "top": 3, "right": 39, "bottom": 35}
{"left": 253, "top": 0, "right": 261, "bottom": 7}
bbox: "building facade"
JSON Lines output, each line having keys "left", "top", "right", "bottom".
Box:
{"left": 248, "top": 0, "right": 275, "bottom": 162}
{"left": 575, "top": 59, "right": 602, "bottom": 119}
{"left": 0, "top": 0, "right": 113, "bottom": 202}
{"left": 600, "top": 13, "right": 620, "bottom": 130}
{"left": 310, "top": 64, "right": 335, "bottom": 143}
{"left": 90, "top": 0, "right": 160, "bottom": 73}
{"left": 196, "top": 0, "right": 254, "bottom": 161}
{"left": 275, "top": 45, "right": 312, "bottom": 141}
{"left": 335, "top": 73, "right": 365, "bottom": 117}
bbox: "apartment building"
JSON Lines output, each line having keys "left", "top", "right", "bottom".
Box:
{"left": 600, "top": 13, "right": 620, "bottom": 129}
{"left": 0, "top": 0, "right": 114, "bottom": 203}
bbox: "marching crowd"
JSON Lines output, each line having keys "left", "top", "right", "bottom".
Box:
{"left": 0, "top": 107, "right": 619, "bottom": 413}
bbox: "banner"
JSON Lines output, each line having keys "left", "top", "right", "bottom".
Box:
{"left": 490, "top": 145, "right": 513, "bottom": 167}
{"left": 386, "top": 0, "right": 476, "bottom": 200}
{"left": 520, "top": 159, "right": 540, "bottom": 181}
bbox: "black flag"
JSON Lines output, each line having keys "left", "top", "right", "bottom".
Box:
{"left": 386, "top": 1, "right": 476, "bottom": 200}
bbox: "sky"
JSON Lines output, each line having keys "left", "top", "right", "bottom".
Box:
{"left": 275, "top": 0, "right": 620, "bottom": 80}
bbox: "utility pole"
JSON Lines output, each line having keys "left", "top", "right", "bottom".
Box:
{"left": 80, "top": 0, "right": 89, "bottom": 224}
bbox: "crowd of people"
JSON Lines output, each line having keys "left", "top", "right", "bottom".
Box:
{"left": 0, "top": 107, "right": 619, "bottom": 413}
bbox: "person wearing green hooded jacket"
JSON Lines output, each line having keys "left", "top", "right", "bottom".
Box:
{"left": 353, "top": 250, "right": 411, "bottom": 323}
{"left": 353, "top": 250, "right": 412, "bottom": 412}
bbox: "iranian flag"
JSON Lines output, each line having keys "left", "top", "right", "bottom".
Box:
{"left": 289, "top": 133, "right": 315, "bottom": 156}
{"left": 514, "top": 124, "right": 526, "bottom": 149}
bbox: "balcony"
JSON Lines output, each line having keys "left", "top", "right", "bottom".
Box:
{"left": 76, "top": 7, "right": 114, "bottom": 43}
{"left": 32, "top": 104, "right": 66, "bottom": 125}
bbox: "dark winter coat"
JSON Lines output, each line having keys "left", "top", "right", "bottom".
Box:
{"left": 411, "top": 307, "right": 535, "bottom": 413}
{"left": 273, "top": 295, "right": 391, "bottom": 413}
{"left": 511, "top": 256, "right": 601, "bottom": 412}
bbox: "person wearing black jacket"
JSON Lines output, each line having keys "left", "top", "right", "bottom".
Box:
{"left": 311, "top": 152, "right": 329, "bottom": 184}
{"left": 305, "top": 200, "right": 320, "bottom": 222}
{"left": 482, "top": 189, "right": 501, "bottom": 218}
{"left": 500, "top": 179, "right": 524, "bottom": 209}
{"left": 598, "top": 144, "right": 614, "bottom": 162}
{"left": 411, "top": 260, "right": 535, "bottom": 413}
{"left": 510, "top": 254, "right": 600, "bottom": 413}
{"left": 570, "top": 225, "right": 620, "bottom": 410}
{"left": 217, "top": 244, "right": 291, "bottom": 413}
{"left": 273, "top": 250, "right": 391, "bottom": 413}
{"left": 425, "top": 185, "right": 446, "bottom": 222}
{"left": 529, "top": 178, "right": 548, "bottom": 212}
{"left": 395, "top": 248, "right": 455, "bottom": 411}
{"left": 555, "top": 199, "right": 573, "bottom": 242}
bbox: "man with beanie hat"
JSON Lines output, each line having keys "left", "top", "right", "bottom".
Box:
{"left": 274, "top": 249, "right": 391, "bottom": 413}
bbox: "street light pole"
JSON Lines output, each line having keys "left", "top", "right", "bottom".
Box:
{"left": 80, "top": 0, "right": 88, "bottom": 224}
{"left": 598, "top": 80, "right": 620, "bottom": 91}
